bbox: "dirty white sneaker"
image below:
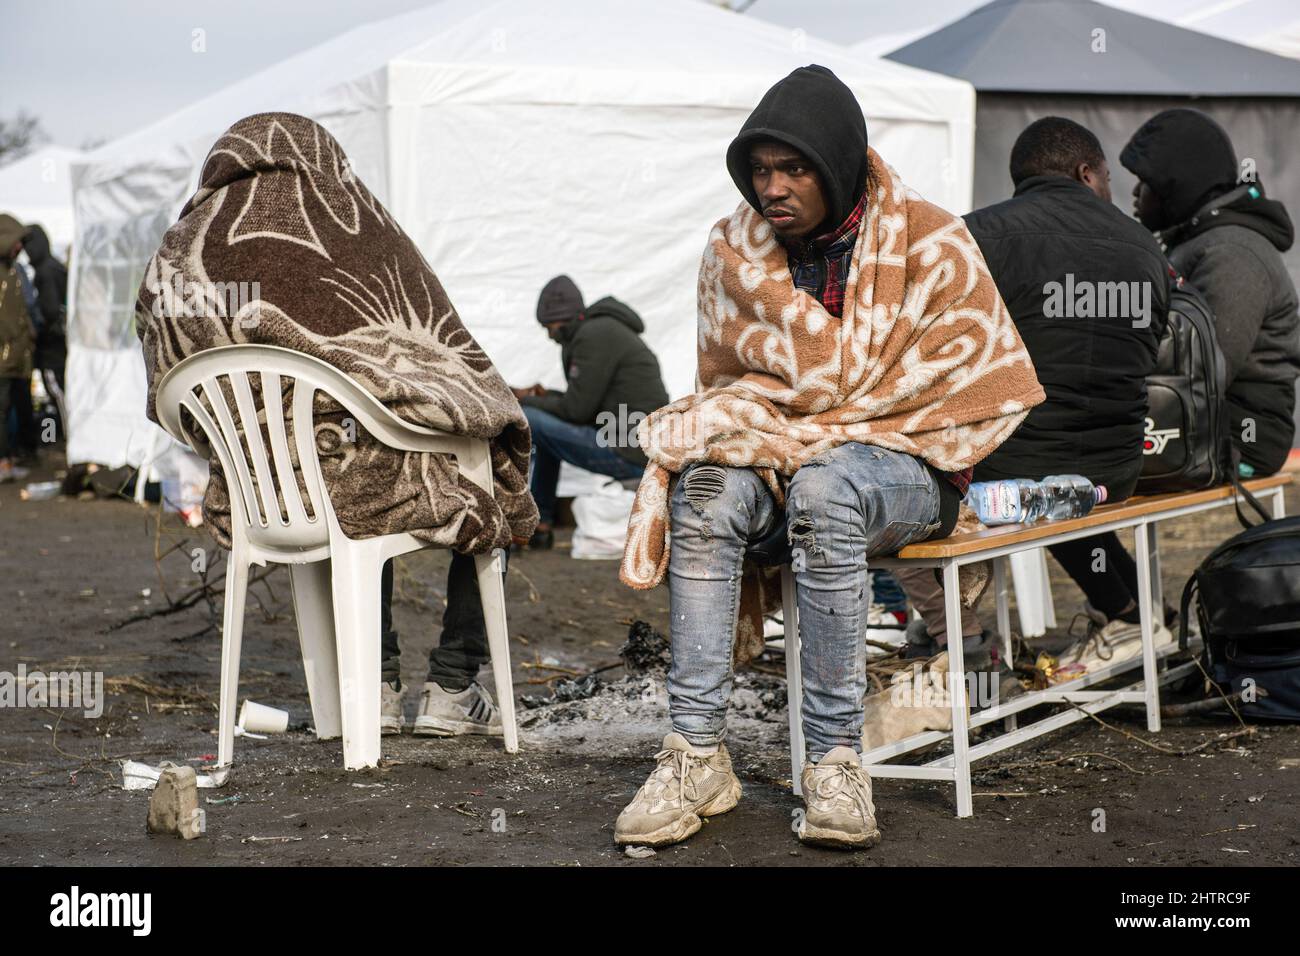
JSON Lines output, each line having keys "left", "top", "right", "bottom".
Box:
{"left": 381, "top": 680, "right": 406, "bottom": 736}
{"left": 413, "top": 681, "right": 503, "bottom": 737}
{"left": 614, "top": 732, "right": 742, "bottom": 847}
{"left": 798, "top": 746, "right": 881, "bottom": 850}
{"left": 1071, "top": 617, "right": 1174, "bottom": 668}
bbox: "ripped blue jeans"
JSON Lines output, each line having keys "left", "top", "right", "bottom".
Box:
{"left": 667, "top": 443, "right": 941, "bottom": 762}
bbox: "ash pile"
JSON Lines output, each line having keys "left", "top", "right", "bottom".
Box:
{"left": 518, "top": 621, "right": 790, "bottom": 754}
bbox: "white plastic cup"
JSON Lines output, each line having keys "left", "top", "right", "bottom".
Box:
{"left": 238, "top": 700, "right": 289, "bottom": 734}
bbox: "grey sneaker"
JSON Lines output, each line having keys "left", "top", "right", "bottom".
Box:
{"left": 798, "top": 746, "right": 881, "bottom": 850}
{"left": 381, "top": 680, "right": 406, "bottom": 736}
{"left": 614, "top": 732, "right": 742, "bottom": 847}
{"left": 413, "top": 681, "right": 503, "bottom": 737}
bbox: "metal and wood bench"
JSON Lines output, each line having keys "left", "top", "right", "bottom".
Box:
{"left": 780, "top": 473, "right": 1292, "bottom": 816}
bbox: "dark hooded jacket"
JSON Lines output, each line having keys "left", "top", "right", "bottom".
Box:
{"left": 521, "top": 296, "right": 669, "bottom": 465}
{"left": 1122, "top": 110, "right": 1300, "bottom": 474}
{"left": 22, "top": 225, "right": 67, "bottom": 373}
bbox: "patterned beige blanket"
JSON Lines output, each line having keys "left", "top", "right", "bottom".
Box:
{"left": 136, "top": 112, "right": 537, "bottom": 553}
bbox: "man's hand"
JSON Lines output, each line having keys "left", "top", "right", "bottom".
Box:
{"left": 511, "top": 384, "right": 546, "bottom": 399}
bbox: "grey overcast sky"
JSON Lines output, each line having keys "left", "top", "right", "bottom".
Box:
{"left": 0, "top": 0, "right": 933, "bottom": 148}
{"left": 5, "top": 0, "right": 1286, "bottom": 149}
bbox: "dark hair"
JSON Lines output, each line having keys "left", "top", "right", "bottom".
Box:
{"left": 1009, "top": 117, "right": 1105, "bottom": 185}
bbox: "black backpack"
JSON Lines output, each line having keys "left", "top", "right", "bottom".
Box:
{"left": 1179, "top": 496, "right": 1300, "bottom": 722}
{"left": 1137, "top": 282, "right": 1229, "bottom": 494}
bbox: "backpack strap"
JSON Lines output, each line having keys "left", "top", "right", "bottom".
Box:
{"left": 1227, "top": 445, "right": 1272, "bottom": 529}
{"left": 1178, "top": 573, "right": 1198, "bottom": 651}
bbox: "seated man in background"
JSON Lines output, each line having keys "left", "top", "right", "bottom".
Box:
{"left": 617, "top": 65, "right": 1043, "bottom": 850}
{"left": 513, "top": 276, "right": 669, "bottom": 549}
{"left": 896, "top": 117, "right": 1171, "bottom": 657}
{"left": 136, "top": 113, "right": 538, "bottom": 745}
{"left": 1122, "top": 108, "right": 1300, "bottom": 477}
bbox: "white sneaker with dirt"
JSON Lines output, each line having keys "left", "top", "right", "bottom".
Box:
{"left": 614, "top": 732, "right": 742, "bottom": 847}
{"left": 381, "top": 680, "right": 406, "bottom": 736}
{"left": 1072, "top": 615, "right": 1174, "bottom": 668}
{"left": 798, "top": 746, "right": 882, "bottom": 850}
{"left": 413, "top": 681, "right": 503, "bottom": 737}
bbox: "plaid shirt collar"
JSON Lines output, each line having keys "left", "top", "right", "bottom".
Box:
{"left": 781, "top": 190, "right": 867, "bottom": 319}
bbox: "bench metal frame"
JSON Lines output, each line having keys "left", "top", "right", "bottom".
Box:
{"left": 781, "top": 479, "right": 1289, "bottom": 817}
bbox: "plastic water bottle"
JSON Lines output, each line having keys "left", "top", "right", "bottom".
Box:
{"left": 966, "top": 475, "right": 1108, "bottom": 526}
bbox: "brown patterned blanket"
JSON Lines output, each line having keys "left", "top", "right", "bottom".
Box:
{"left": 136, "top": 112, "right": 537, "bottom": 553}
{"left": 620, "top": 149, "right": 1044, "bottom": 659}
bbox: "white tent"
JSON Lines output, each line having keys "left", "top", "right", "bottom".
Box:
{"left": 66, "top": 0, "right": 975, "bottom": 477}
{"left": 0, "top": 145, "right": 84, "bottom": 259}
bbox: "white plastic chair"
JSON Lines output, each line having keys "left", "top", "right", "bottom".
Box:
{"left": 155, "top": 344, "right": 519, "bottom": 771}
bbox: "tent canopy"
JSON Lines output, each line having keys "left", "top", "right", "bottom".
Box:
{"left": 884, "top": 0, "right": 1300, "bottom": 95}
{"left": 0, "top": 145, "right": 84, "bottom": 258}
{"left": 66, "top": 0, "right": 975, "bottom": 475}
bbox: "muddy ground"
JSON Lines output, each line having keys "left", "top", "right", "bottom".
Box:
{"left": 2, "top": 451, "right": 1298, "bottom": 867}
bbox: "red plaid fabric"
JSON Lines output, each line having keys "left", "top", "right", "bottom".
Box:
{"left": 782, "top": 192, "right": 972, "bottom": 497}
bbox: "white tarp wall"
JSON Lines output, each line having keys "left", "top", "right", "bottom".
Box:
{"left": 0, "top": 145, "right": 84, "bottom": 259}
{"left": 65, "top": 0, "right": 974, "bottom": 477}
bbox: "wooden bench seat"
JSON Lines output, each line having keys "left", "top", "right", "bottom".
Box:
{"left": 896, "top": 474, "right": 1292, "bottom": 559}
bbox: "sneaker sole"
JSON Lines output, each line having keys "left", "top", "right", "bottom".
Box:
{"left": 380, "top": 718, "right": 405, "bottom": 736}
{"left": 413, "top": 717, "right": 503, "bottom": 737}
{"left": 614, "top": 777, "right": 742, "bottom": 847}
{"left": 797, "top": 820, "right": 882, "bottom": 850}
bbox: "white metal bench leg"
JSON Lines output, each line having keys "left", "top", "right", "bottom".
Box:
{"left": 1133, "top": 520, "right": 1161, "bottom": 733}
{"left": 993, "top": 556, "right": 1017, "bottom": 732}
{"left": 217, "top": 546, "right": 250, "bottom": 769}
{"left": 289, "top": 560, "right": 342, "bottom": 740}
{"left": 781, "top": 565, "right": 805, "bottom": 795}
{"left": 1273, "top": 487, "right": 1287, "bottom": 519}
{"left": 476, "top": 549, "right": 518, "bottom": 754}
{"left": 943, "top": 560, "right": 973, "bottom": 818}
{"left": 328, "top": 537, "right": 385, "bottom": 770}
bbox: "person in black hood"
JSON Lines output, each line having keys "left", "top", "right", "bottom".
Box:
{"left": 513, "top": 274, "right": 669, "bottom": 549}
{"left": 615, "top": 65, "right": 993, "bottom": 854}
{"left": 22, "top": 224, "right": 68, "bottom": 427}
{"left": 1122, "top": 108, "right": 1300, "bottom": 475}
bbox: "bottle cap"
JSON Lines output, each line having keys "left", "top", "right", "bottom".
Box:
{"left": 1096, "top": 485, "right": 1108, "bottom": 505}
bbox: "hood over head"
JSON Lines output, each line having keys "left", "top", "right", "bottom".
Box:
{"left": 0, "top": 213, "right": 25, "bottom": 260}
{"left": 1120, "top": 108, "right": 1238, "bottom": 229}
{"left": 583, "top": 295, "right": 644, "bottom": 333}
{"left": 725, "top": 65, "right": 868, "bottom": 232}
{"left": 21, "top": 224, "right": 51, "bottom": 264}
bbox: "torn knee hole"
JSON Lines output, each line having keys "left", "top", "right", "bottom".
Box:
{"left": 682, "top": 465, "right": 727, "bottom": 503}
{"left": 788, "top": 513, "right": 820, "bottom": 555}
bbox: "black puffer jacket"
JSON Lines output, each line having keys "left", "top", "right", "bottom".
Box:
{"left": 521, "top": 296, "right": 669, "bottom": 465}
{"left": 966, "top": 176, "right": 1170, "bottom": 500}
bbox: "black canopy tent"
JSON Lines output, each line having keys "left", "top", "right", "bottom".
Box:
{"left": 884, "top": 0, "right": 1300, "bottom": 443}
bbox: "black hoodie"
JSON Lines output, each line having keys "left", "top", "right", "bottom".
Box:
{"left": 725, "top": 64, "right": 868, "bottom": 233}
{"left": 520, "top": 296, "right": 669, "bottom": 465}
{"left": 22, "top": 224, "right": 67, "bottom": 371}
{"left": 1122, "top": 112, "right": 1300, "bottom": 474}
